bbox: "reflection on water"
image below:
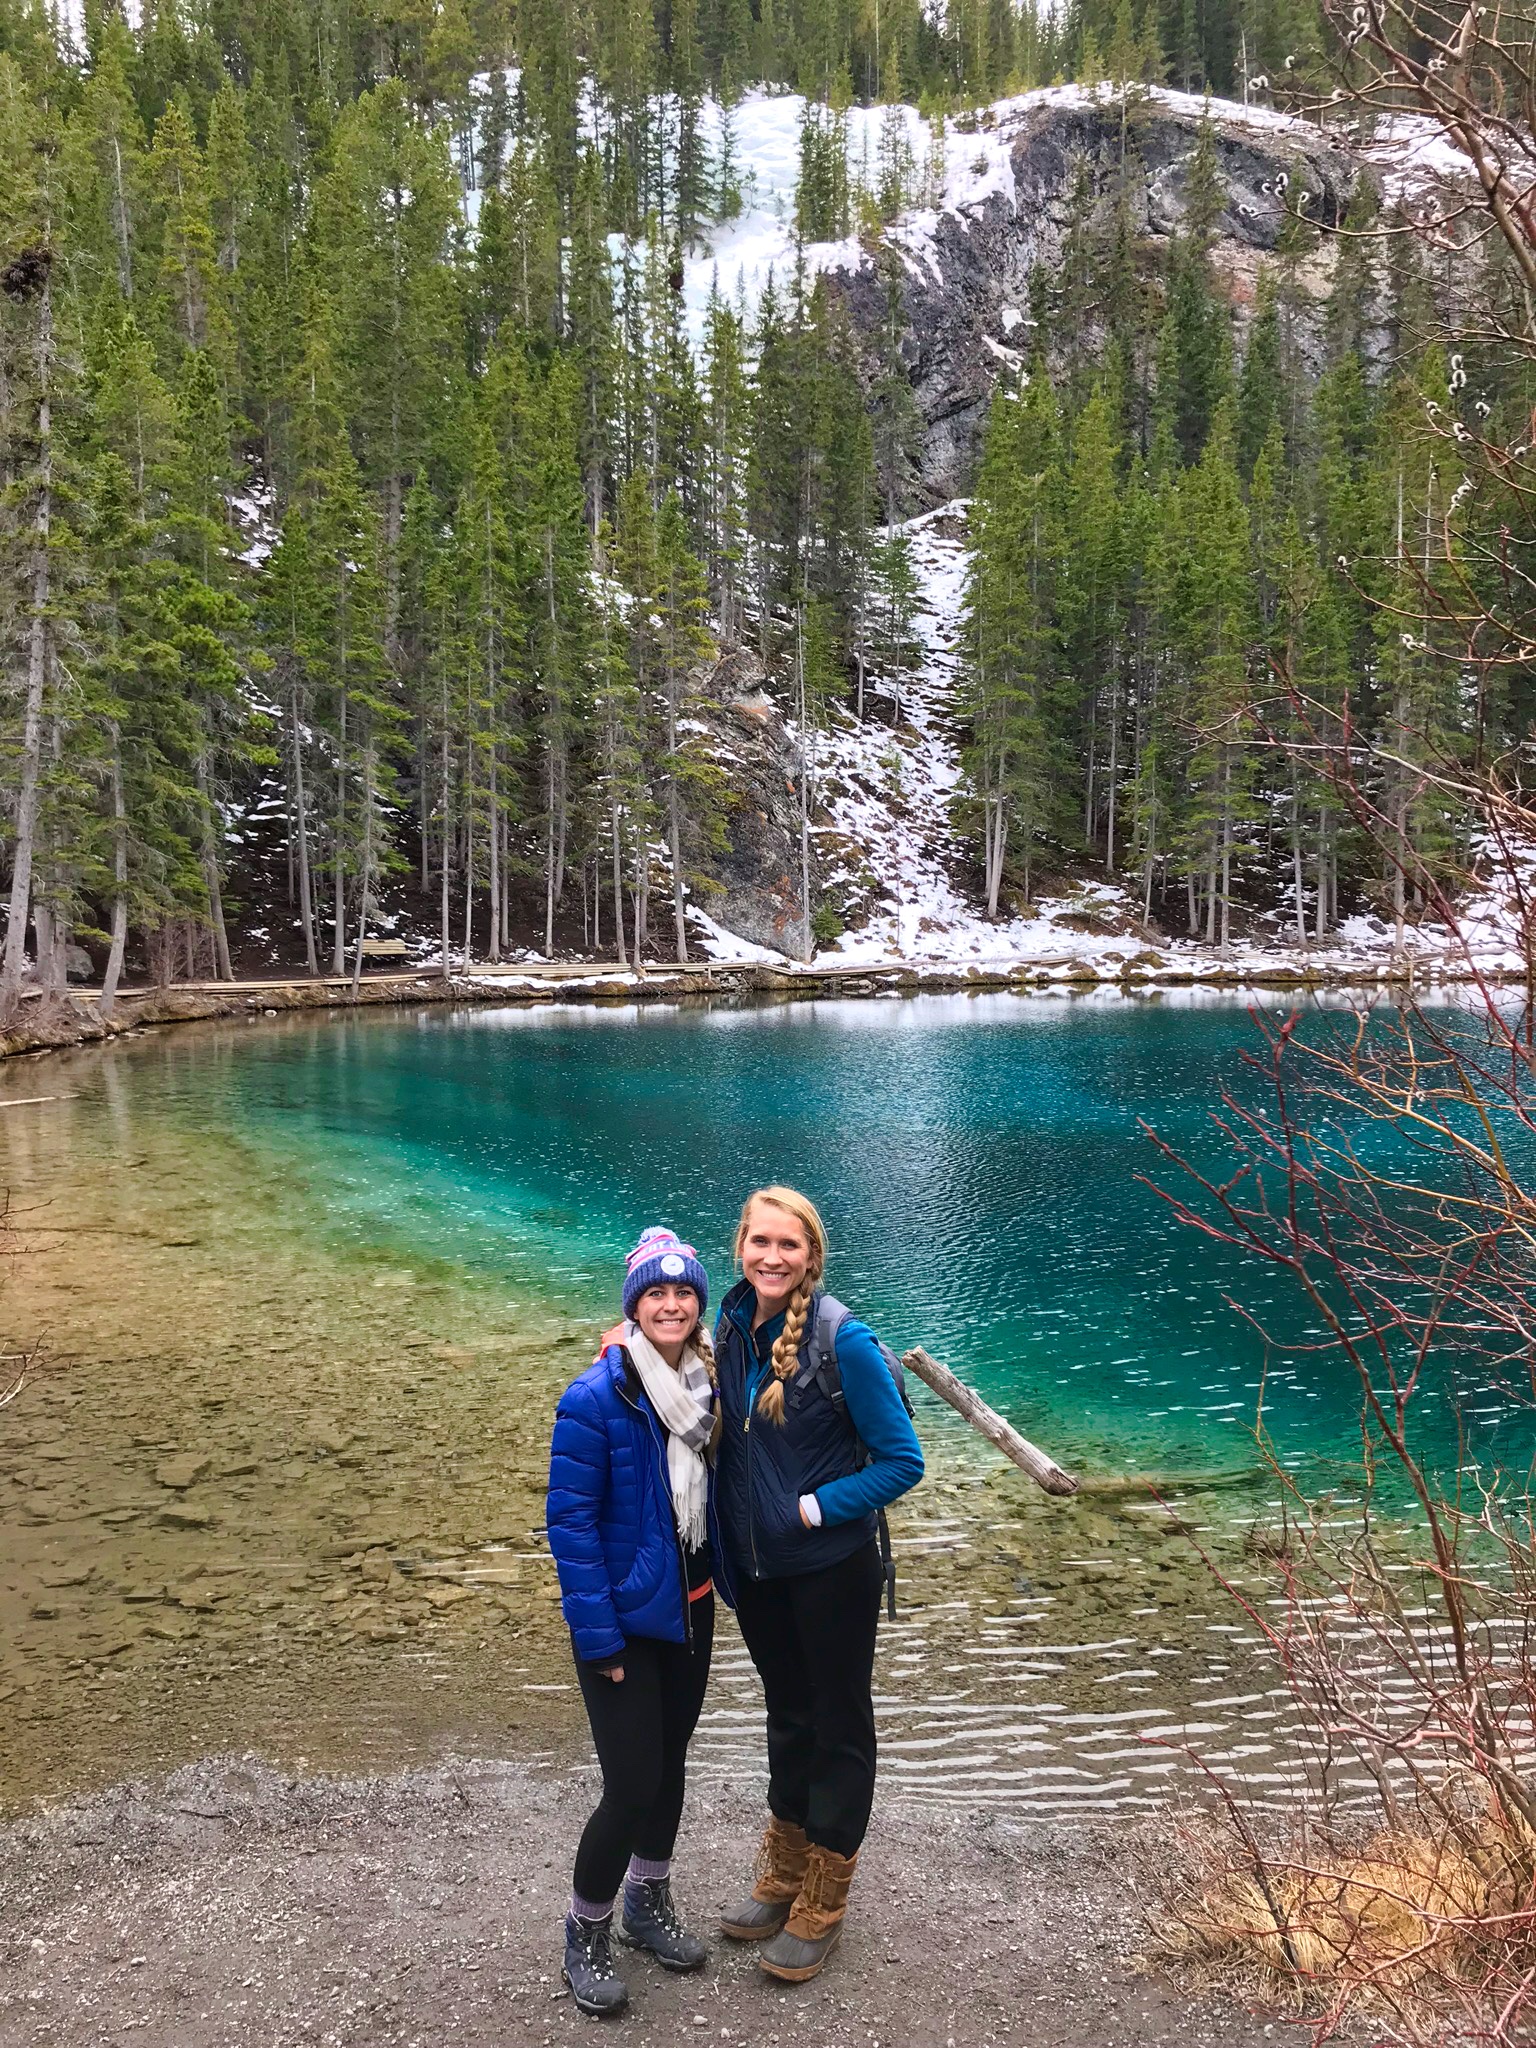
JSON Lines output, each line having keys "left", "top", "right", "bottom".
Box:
{"left": 0, "top": 998, "right": 1459, "bottom": 1814}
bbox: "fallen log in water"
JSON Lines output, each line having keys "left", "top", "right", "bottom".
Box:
{"left": 901, "top": 1347, "right": 1079, "bottom": 1496}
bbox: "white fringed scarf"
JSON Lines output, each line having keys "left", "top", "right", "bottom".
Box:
{"left": 623, "top": 1320, "right": 713, "bottom": 1551}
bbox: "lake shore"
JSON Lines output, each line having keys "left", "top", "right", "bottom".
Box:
{"left": 0, "top": 1753, "right": 1274, "bottom": 2048}
{"left": 0, "top": 938, "right": 1508, "bottom": 1063}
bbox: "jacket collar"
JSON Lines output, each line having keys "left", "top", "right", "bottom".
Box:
{"left": 600, "top": 1340, "right": 644, "bottom": 1410}
{"left": 719, "top": 1279, "right": 792, "bottom": 1350}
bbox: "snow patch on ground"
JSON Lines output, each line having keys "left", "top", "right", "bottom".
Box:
{"left": 233, "top": 468, "right": 278, "bottom": 569}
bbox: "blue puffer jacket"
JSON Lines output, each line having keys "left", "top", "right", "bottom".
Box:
{"left": 546, "top": 1345, "right": 727, "bottom": 1665}
{"left": 715, "top": 1280, "right": 925, "bottom": 1583}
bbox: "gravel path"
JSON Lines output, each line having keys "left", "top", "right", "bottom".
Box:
{"left": 0, "top": 1756, "right": 1281, "bottom": 2048}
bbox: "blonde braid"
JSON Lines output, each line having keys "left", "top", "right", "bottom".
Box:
{"left": 756, "top": 1280, "right": 814, "bottom": 1424}
{"left": 688, "top": 1321, "right": 718, "bottom": 1389}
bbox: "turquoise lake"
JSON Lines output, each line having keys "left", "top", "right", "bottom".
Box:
{"left": 0, "top": 988, "right": 1501, "bottom": 1810}
{"left": 145, "top": 990, "right": 1412, "bottom": 1477}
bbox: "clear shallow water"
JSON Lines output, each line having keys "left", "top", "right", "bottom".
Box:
{"left": 0, "top": 992, "right": 1491, "bottom": 1816}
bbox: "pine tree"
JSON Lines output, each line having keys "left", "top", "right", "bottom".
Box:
{"left": 651, "top": 489, "right": 725, "bottom": 959}
{"left": 701, "top": 279, "right": 749, "bottom": 642}
{"left": 961, "top": 376, "right": 1066, "bottom": 911}
{"left": 1059, "top": 384, "right": 1126, "bottom": 864}
{"left": 589, "top": 525, "right": 648, "bottom": 965}
{"left": 1171, "top": 397, "right": 1255, "bottom": 951}
{"left": 146, "top": 93, "right": 236, "bottom": 385}
{"left": 61, "top": 13, "right": 146, "bottom": 306}
{"left": 0, "top": 56, "right": 84, "bottom": 1014}
{"left": 567, "top": 145, "right": 618, "bottom": 531}
{"left": 310, "top": 79, "right": 464, "bottom": 625}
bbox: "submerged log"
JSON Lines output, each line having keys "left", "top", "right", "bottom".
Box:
{"left": 901, "top": 1347, "right": 1079, "bottom": 1497}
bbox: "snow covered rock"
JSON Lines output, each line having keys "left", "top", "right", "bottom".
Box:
{"left": 825, "top": 88, "right": 1361, "bottom": 502}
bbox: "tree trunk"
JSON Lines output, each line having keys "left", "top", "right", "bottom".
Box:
{"left": 610, "top": 804, "right": 627, "bottom": 968}
{"left": 111, "top": 136, "right": 133, "bottom": 298}
{"left": 1104, "top": 675, "right": 1119, "bottom": 875}
{"left": 796, "top": 615, "right": 813, "bottom": 963}
{"left": 463, "top": 812, "right": 475, "bottom": 965}
{"left": 291, "top": 690, "right": 319, "bottom": 975}
{"left": 332, "top": 686, "right": 349, "bottom": 975}
{"left": 487, "top": 750, "right": 501, "bottom": 963}
{"left": 418, "top": 713, "right": 430, "bottom": 891}
{"left": 902, "top": 1347, "right": 1077, "bottom": 1495}
{"left": 440, "top": 675, "right": 452, "bottom": 979}
{"left": 350, "top": 741, "right": 375, "bottom": 997}
{"left": 33, "top": 902, "right": 58, "bottom": 1008}
{"left": 669, "top": 775, "right": 689, "bottom": 963}
{"left": 196, "top": 746, "right": 234, "bottom": 981}
{"left": 99, "top": 725, "right": 130, "bottom": 1020}
{"left": 544, "top": 750, "right": 557, "bottom": 956}
{"left": 0, "top": 264, "right": 53, "bottom": 1022}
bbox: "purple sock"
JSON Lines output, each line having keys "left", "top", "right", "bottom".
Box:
{"left": 625, "top": 1855, "right": 671, "bottom": 1888}
{"left": 570, "top": 1892, "right": 613, "bottom": 1923}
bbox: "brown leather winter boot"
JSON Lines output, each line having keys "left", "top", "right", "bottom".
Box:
{"left": 758, "top": 1843, "right": 858, "bottom": 1982}
{"left": 718, "top": 1815, "right": 810, "bottom": 1941}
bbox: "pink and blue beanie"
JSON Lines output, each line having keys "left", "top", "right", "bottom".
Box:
{"left": 623, "top": 1226, "right": 709, "bottom": 1321}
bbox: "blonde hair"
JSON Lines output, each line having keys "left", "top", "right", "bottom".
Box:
{"left": 734, "top": 1186, "right": 827, "bottom": 1425}
{"left": 688, "top": 1321, "right": 718, "bottom": 1388}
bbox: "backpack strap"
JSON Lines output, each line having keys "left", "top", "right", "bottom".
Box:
{"left": 808, "top": 1292, "right": 850, "bottom": 1408}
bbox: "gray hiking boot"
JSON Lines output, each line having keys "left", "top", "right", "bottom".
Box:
{"left": 620, "top": 1877, "right": 707, "bottom": 1971}
{"left": 562, "top": 1912, "right": 629, "bottom": 2016}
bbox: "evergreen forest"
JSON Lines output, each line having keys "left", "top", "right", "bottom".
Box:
{"left": 0, "top": 0, "right": 1528, "bottom": 1004}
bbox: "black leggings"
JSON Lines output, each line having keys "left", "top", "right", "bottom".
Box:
{"left": 733, "top": 1540, "right": 883, "bottom": 1859}
{"left": 572, "top": 1596, "right": 715, "bottom": 1906}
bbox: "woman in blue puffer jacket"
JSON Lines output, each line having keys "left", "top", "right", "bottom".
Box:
{"left": 546, "top": 1227, "right": 722, "bottom": 2018}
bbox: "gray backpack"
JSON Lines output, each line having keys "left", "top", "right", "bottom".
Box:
{"left": 803, "top": 1292, "right": 916, "bottom": 1620}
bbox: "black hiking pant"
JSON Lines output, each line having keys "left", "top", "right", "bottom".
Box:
{"left": 733, "top": 1539, "right": 883, "bottom": 1859}
{"left": 571, "top": 1594, "right": 714, "bottom": 1906}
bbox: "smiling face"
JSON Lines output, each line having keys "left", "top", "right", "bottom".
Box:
{"left": 633, "top": 1282, "right": 700, "bottom": 1366}
{"left": 738, "top": 1199, "right": 814, "bottom": 1318}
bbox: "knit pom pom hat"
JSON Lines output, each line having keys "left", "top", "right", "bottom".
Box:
{"left": 622, "top": 1226, "right": 709, "bottom": 1322}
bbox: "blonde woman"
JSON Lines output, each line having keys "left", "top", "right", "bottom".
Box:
{"left": 547, "top": 1228, "right": 721, "bottom": 2017}
{"left": 712, "top": 1186, "right": 924, "bottom": 1983}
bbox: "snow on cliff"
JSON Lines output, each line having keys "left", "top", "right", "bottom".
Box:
{"left": 692, "top": 497, "right": 1535, "bottom": 984}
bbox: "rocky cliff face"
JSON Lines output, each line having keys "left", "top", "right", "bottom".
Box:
{"left": 701, "top": 91, "right": 1400, "bottom": 955}
{"left": 693, "top": 648, "right": 810, "bottom": 957}
{"left": 832, "top": 88, "right": 1363, "bottom": 504}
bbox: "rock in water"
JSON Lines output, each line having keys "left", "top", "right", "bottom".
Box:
{"left": 155, "top": 1454, "right": 211, "bottom": 1491}
{"left": 157, "top": 1504, "right": 213, "bottom": 1530}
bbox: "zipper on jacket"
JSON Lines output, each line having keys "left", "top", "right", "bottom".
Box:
{"left": 618, "top": 1361, "right": 694, "bottom": 1645}
{"left": 724, "top": 1292, "right": 767, "bottom": 1581}
{"left": 742, "top": 1322, "right": 766, "bottom": 1579}
{"left": 647, "top": 1404, "right": 693, "bottom": 1646}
